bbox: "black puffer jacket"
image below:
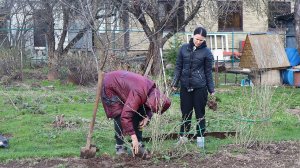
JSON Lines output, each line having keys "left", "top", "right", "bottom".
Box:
{"left": 171, "top": 38, "right": 215, "bottom": 94}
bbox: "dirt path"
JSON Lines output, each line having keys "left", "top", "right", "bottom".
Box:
{"left": 0, "top": 141, "right": 299, "bottom": 168}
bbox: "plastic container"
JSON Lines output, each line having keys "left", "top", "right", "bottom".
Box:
{"left": 197, "top": 137, "right": 204, "bottom": 148}
{"left": 285, "top": 48, "right": 300, "bottom": 66}
{"left": 282, "top": 69, "right": 300, "bottom": 86}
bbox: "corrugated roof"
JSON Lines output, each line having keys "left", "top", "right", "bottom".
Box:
{"left": 239, "top": 34, "right": 290, "bottom": 69}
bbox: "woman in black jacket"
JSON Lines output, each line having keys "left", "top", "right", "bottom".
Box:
{"left": 171, "top": 27, "right": 215, "bottom": 143}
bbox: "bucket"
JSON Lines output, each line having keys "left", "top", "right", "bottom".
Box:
{"left": 197, "top": 137, "right": 205, "bottom": 148}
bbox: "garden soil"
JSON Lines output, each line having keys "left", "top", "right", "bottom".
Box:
{"left": 1, "top": 141, "right": 299, "bottom": 168}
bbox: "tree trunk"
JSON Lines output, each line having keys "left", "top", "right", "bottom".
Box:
{"left": 45, "top": 3, "right": 61, "bottom": 81}
{"left": 145, "top": 32, "right": 164, "bottom": 76}
{"left": 121, "top": 10, "right": 129, "bottom": 56}
{"left": 47, "top": 31, "right": 59, "bottom": 73}
{"left": 45, "top": 3, "right": 57, "bottom": 70}
{"left": 295, "top": 0, "right": 300, "bottom": 52}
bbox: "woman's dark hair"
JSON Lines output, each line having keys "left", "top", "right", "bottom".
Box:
{"left": 193, "top": 27, "right": 207, "bottom": 37}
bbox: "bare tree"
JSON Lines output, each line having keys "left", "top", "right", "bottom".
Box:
{"left": 7, "top": 0, "right": 299, "bottom": 77}
{"left": 0, "top": 0, "right": 15, "bottom": 48}
{"left": 113, "top": 0, "right": 203, "bottom": 76}
{"left": 24, "top": 0, "right": 113, "bottom": 77}
{"left": 26, "top": 0, "right": 59, "bottom": 70}
{"left": 8, "top": 0, "right": 32, "bottom": 48}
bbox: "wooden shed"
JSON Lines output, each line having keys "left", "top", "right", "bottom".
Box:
{"left": 239, "top": 34, "right": 290, "bottom": 69}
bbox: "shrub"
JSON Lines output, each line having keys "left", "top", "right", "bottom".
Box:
{"left": 165, "top": 35, "right": 183, "bottom": 76}
{"left": 234, "top": 85, "right": 287, "bottom": 148}
{"left": 60, "top": 52, "right": 98, "bottom": 85}
{"left": 0, "top": 48, "right": 20, "bottom": 77}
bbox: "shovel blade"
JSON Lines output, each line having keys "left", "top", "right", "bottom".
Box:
{"left": 80, "top": 146, "right": 97, "bottom": 159}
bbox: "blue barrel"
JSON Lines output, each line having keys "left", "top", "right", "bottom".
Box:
{"left": 285, "top": 48, "right": 300, "bottom": 66}
{"left": 282, "top": 69, "right": 300, "bottom": 86}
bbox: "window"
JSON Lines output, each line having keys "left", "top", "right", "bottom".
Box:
{"left": 218, "top": 0, "right": 243, "bottom": 31}
{"left": 158, "top": 0, "right": 185, "bottom": 32}
{"left": 268, "top": 1, "right": 291, "bottom": 29}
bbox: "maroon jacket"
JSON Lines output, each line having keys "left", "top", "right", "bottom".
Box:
{"left": 101, "top": 70, "right": 171, "bottom": 135}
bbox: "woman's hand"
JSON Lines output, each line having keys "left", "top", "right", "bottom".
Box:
{"left": 139, "top": 117, "right": 149, "bottom": 130}
{"left": 131, "top": 134, "right": 139, "bottom": 156}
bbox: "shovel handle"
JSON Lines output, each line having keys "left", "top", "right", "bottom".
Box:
{"left": 86, "top": 71, "right": 105, "bottom": 149}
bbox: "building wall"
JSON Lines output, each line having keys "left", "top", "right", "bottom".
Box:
{"left": 125, "top": 0, "right": 293, "bottom": 55}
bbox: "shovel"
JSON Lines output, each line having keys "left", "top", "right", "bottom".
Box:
{"left": 80, "top": 71, "right": 105, "bottom": 159}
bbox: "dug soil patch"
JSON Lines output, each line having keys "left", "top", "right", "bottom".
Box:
{"left": 1, "top": 141, "right": 299, "bottom": 168}
{"left": 287, "top": 108, "right": 300, "bottom": 116}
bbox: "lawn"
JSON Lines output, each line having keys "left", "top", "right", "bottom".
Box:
{"left": 0, "top": 79, "right": 300, "bottom": 162}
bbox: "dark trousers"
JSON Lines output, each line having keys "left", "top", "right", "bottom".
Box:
{"left": 180, "top": 87, "right": 208, "bottom": 137}
{"left": 114, "top": 106, "right": 146, "bottom": 145}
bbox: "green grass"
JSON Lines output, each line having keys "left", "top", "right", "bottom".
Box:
{"left": 0, "top": 80, "right": 300, "bottom": 162}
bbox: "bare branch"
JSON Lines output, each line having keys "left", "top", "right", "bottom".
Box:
{"left": 163, "top": 0, "right": 203, "bottom": 44}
